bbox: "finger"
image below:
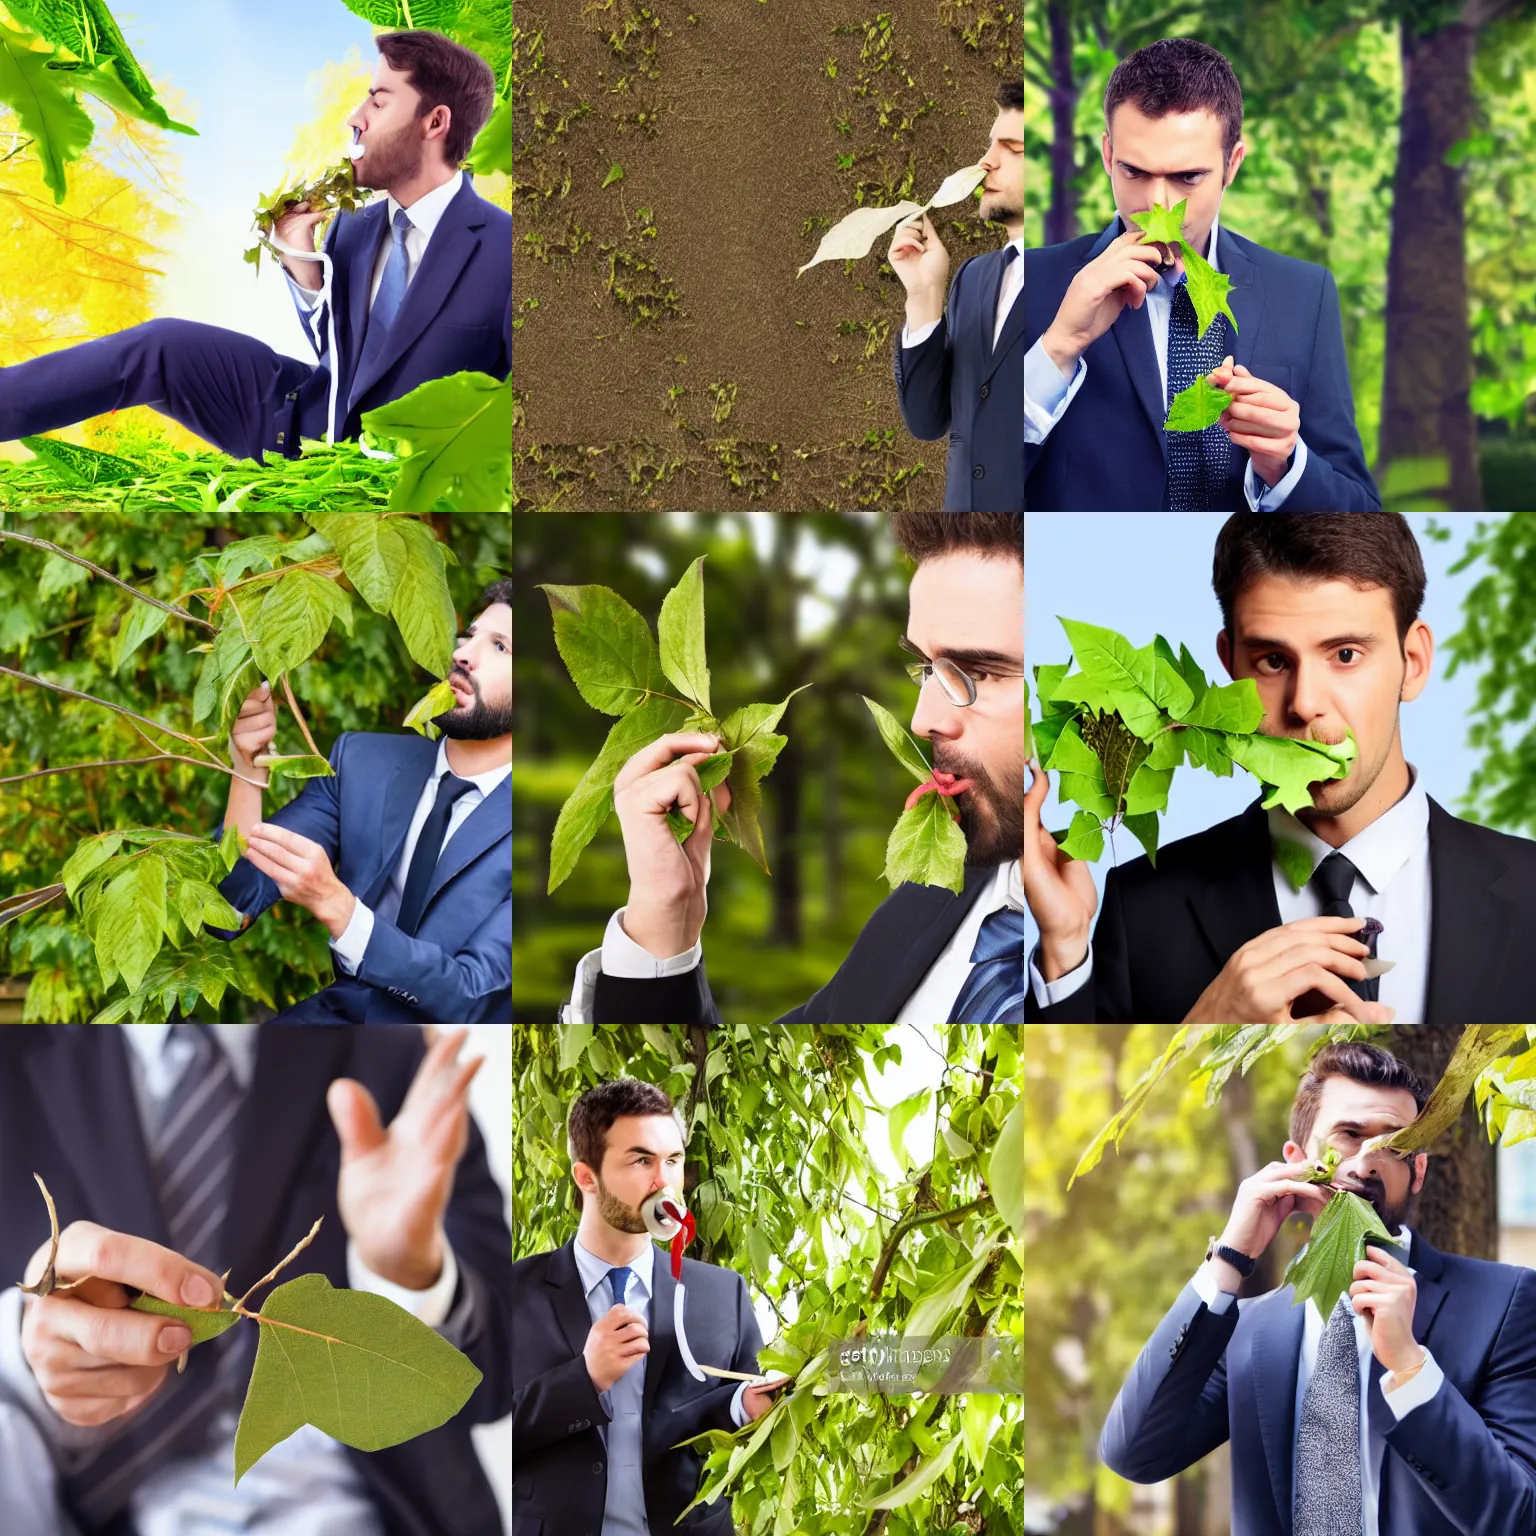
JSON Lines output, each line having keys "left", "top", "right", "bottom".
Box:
{"left": 615, "top": 734, "right": 724, "bottom": 792}
{"left": 53, "top": 1225, "right": 221, "bottom": 1310}
{"left": 42, "top": 1388, "right": 164, "bottom": 1428}
{"left": 1364, "top": 1246, "right": 1407, "bottom": 1271}
{"left": 327, "top": 1078, "right": 387, "bottom": 1156}
{"left": 248, "top": 822, "right": 312, "bottom": 853}
{"left": 243, "top": 840, "right": 303, "bottom": 876}
{"left": 47, "top": 1297, "right": 195, "bottom": 1368}
{"left": 34, "top": 1360, "right": 170, "bottom": 1401}
{"left": 1288, "top": 966, "right": 1380, "bottom": 1022}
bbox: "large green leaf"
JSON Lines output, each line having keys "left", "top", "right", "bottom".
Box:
{"left": 904, "top": 1249, "right": 994, "bottom": 1340}
{"left": 305, "top": 513, "right": 407, "bottom": 615}
{"left": 403, "top": 677, "right": 458, "bottom": 739}
{"left": 233, "top": 1273, "right": 482, "bottom": 1481}
{"left": 883, "top": 791, "right": 966, "bottom": 895}
{"left": 860, "top": 1432, "right": 963, "bottom": 1510}
{"left": 720, "top": 687, "right": 809, "bottom": 753}
{"left": 94, "top": 854, "right": 167, "bottom": 994}
{"left": 467, "top": 91, "right": 510, "bottom": 176}
{"left": 0, "top": 20, "right": 95, "bottom": 204}
{"left": 112, "top": 600, "right": 170, "bottom": 673}
{"left": 862, "top": 695, "right": 931, "bottom": 784}
{"left": 986, "top": 1097, "right": 1023, "bottom": 1239}
{"left": 389, "top": 518, "right": 457, "bottom": 676}
{"left": 20, "top": 434, "right": 141, "bottom": 484}
{"left": 1178, "top": 677, "right": 1263, "bottom": 732}
{"left": 1056, "top": 617, "right": 1194, "bottom": 719}
{"left": 1179, "top": 237, "right": 1238, "bottom": 339}
{"left": 657, "top": 556, "right": 711, "bottom": 713}
{"left": 60, "top": 831, "right": 122, "bottom": 901}
{"left": 1224, "top": 730, "right": 1356, "bottom": 813}
{"left": 886, "top": 1088, "right": 930, "bottom": 1168}
{"left": 361, "top": 372, "right": 512, "bottom": 512}
{"left": 1165, "top": 374, "right": 1233, "bottom": 433}
{"left": 1130, "top": 199, "right": 1186, "bottom": 246}
{"left": 540, "top": 582, "right": 667, "bottom": 717}
{"left": 251, "top": 569, "right": 349, "bottom": 678}
{"left": 131, "top": 1293, "right": 241, "bottom": 1345}
{"left": 1282, "top": 1190, "right": 1397, "bottom": 1320}
{"left": 262, "top": 753, "right": 335, "bottom": 784}
{"left": 67, "top": 55, "right": 195, "bottom": 134}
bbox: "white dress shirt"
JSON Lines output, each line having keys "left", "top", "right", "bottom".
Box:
{"left": 330, "top": 739, "right": 512, "bottom": 974}
{"left": 287, "top": 169, "right": 465, "bottom": 314}
{"left": 901, "top": 236, "right": 1022, "bottom": 351}
{"left": 0, "top": 1024, "right": 461, "bottom": 1535}
{"left": 1023, "top": 211, "right": 1310, "bottom": 511}
{"left": 563, "top": 859, "right": 1022, "bottom": 1024}
{"left": 1029, "top": 768, "right": 1432, "bottom": 1020}
{"left": 1191, "top": 1226, "right": 1443, "bottom": 1536}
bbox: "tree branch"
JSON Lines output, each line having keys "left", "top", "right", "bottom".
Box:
{"left": 0, "top": 663, "right": 206, "bottom": 746}
{"left": 868, "top": 1196, "right": 992, "bottom": 1303}
{"left": 280, "top": 673, "right": 322, "bottom": 758}
{"left": 0, "top": 530, "right": 216, "bottom": 632}
{"left": 0, "top": 756, "right": 170, "bottom": 786}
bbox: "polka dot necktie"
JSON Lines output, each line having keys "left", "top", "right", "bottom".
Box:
{"left": 1293, "top": 1295, "right": 1363, "bottom": 1536}
{"left": 1310, "top": 851, "right": 1377, "bottom": 1002}
{"left": 1165, "top": 277, "right": 1233, "bottom": 511}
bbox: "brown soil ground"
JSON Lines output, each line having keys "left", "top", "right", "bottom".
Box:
{"left": 512, "top": 0, "right": 1019, "bottom": 509}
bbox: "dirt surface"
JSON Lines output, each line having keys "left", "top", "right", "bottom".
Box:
{"left": 512, "top": 0, "right": 1019, "bottom": 509}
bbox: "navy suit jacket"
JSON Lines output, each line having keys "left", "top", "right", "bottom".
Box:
{"left": 0, "top": 1024, "right": 513, "bottom": 1536}
{"left": 1100, "top": 1232, "right": 1536, "bottom": 1533}
{"left": 210, "top": 731, "right": 510, "bottom": 1023}
{"left": 892, "top": 245, "right": 1023, "bottom": 511}
{"left": 511, "top": 1238, "right": 764, "bottom": 1536}
{"left": 290, "top": 177, "right": 511, "bottom": 443}
{"left": 1024, "top": 219, "right": 1380, "bottom": 511}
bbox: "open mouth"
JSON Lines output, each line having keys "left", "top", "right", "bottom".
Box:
{"left": 449, "top": 675, "right": 474, "bottom": 701}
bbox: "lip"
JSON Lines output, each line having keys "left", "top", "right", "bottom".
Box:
{"left": 449, "top": 676, "right": 473, "bottom": 700}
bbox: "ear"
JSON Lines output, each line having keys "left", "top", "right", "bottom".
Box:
{"left": 1400, "top": 619, "right": 1434, "bottom": 703}
{"left": 1216, "top": 627, "right": 1233, "bottom": 679}
{"left": 1410, "top": 1152, "right": 1427, "bottom": 1195}
{"left": 1100, "top": 130, "right": 1112, "bottom": 178}
{"left": 1282, "top": 1139, "right": 1309, "bottom": 1165}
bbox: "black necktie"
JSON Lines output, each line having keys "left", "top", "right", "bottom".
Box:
{"left": 1309, "top": 851, "right": 1377, "bottom": 1001}
{"left": 396, "top": 773, "right": 476, "bottom": 936}
{"left": 1165, "top": 277, "right": 1233, "bottom": 511}
{"left": 988, "top": 245, "right": 1019, "bottom": 352}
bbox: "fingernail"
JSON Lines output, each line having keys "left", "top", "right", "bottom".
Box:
{"left": 182, "top": 1275, "right": 214, "bottom": 1307}
{"left": 159, "top": 1325, "right": 192, "bottom": 1353}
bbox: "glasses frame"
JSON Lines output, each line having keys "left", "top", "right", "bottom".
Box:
{"left": 898, "top": 636, "right": 1025, "bottom": 709}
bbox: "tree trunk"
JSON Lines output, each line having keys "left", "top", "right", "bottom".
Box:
{"left": 1377, "top": 14, "right": 1482, "bottom": 508}
{"left": 1045, "top": 0, "right": 1079, "bottom": 246}
{"left": 1391, "top": 1025, "right": 1497, "bottom": 1259}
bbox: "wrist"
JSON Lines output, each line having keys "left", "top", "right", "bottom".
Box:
{"left": 359, "top": 1229, "right": 445, "bottom": 1292}
{"left": 1041, "top": 324, "right": 1082, "bottom": 378}
{"left": 620, "top": 905, "right": 697, "bottom": 961}
{"left": 319, "top": 886, "right": 356, "bottom": 940}
{"left": 1038, "top": 927, "right": 1090, "bottom": 982}
{"left": 905, "top": 288, "right": 944, "bottom": 330}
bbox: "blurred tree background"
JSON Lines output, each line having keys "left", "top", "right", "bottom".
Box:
{"left": 512, "top": 512, "right": 931, "bottom": 1024}
{"left": 0, "top": 510, "right": 510, "bottom": 1022}
{"left": 1024, "top": 2, "right": 1536, "bottom": 510}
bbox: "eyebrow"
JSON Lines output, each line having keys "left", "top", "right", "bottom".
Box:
{"left": 464, "top": 623, "right": 511, "bottom": 645}
{"left": 902, "top": 636, "right": 1022, "bottom": 669}
{"left": 1242, "top": 632, "right": 1380, "bottom": 653}
{"left": 624, "top": 1147, "right": 683, "bottom": 1157}
{"left": 1328, "top": 1118, "right": 1404, "bottom": 1136}
{"left": 1118, "top": 160, "right": 1211, "bottom": 177}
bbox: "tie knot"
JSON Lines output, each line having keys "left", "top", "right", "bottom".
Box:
{"left": 392, "top": 208, "right": 412, "bottom": 242}
{"left": 969, "top": 905, "right": 1025, "bottom": 966}
{"left": 1002, "top": 244, "right": 1019, "bottom": 268}
{"left": 435, "top": 772, "right": 476, "bottom": 809}
{"left": 607, "top": 1265, "right": 633, "bottom": 1307}
{"left": 1310, "top": 850, "right": 1360, "bottom": 909}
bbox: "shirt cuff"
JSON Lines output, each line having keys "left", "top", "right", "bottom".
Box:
{"left": 1028, "top": 943, "right": 1092, "bottom": 1008}
{"left": 329, "top": 899, "right": 374, "bottom": 975}
{"left": 729, "top": 1381, "right": 750, "bottom": 1428}
{"left": 1189, "top": 1262, "right": 1238, "bottom": 1314}
{"left": 1244, "top": 437, "right": 1310, "bottom": 510}
{"left": 601, "top": 908, "right": 702, "bottom": 978}
{"left": 902, "top": 318, "right": 941, "bottom": 348}
{"left": 346, "top": 1238, "right": 459, "bottom": 1329}
{"left": 1025, "top": 338, "right": 1086, "bottom": 444}
{"left": 1381, "top": 1347, "right": 1444, "bottom": 1419}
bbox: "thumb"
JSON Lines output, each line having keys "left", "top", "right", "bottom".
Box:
{"left": 328, "top": 1078, "right": 387, "bottom": 1157}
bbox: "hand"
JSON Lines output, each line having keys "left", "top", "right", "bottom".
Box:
{"left": 1206, "top": 359, "right": 1300, "bottom": 487}
{"left": 230, "top": 680, "right": 276, "bottom": 777}
{"left": 20, "top": 1224, "right": 225, "bottom": 1427}
{"left": 1352, "top": 1245, "right": 1420, "bottom": 1375}
{"left": 1216, "top": 1158, "right": 1333, "bottom": 1273}
{"left": 273, "top": 200, "right": 327, "bottom": 291}
{"left": 613, "top": 732, "right": 732, "bottom": 961}
{"left": 584, "top": 1303, "right": 649, "bottom": 1394}
{"left": 1022, "top": 759, "right": 1098, "bottom": 981}
{"left": 1182, "top": 916, "right": 1395, "bottom": 1026}
{"left": 331, "top": 1025, "right": 484, "bottom": 1291}
{"left": 1041, "top": 228, "right": 1166, "bottom": 374}
{"left": 742, "top": 1377, "right": 792, "bottom": 1422}
{"left": 242, "top": 821, "right": 355, "bottom": 939}
{"left": 888, "top": 212, "right": 950, "bottom": 313}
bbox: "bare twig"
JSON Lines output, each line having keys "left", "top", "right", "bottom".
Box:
{"left": 280, "top": 673, "right": 321, "bottom": 758}
{"left": 0, "top": 755, "right": 172, "bottom": 785}
{"left": 0, "top": 664, "right": 203, "bottom": 746}
{"left": 234, "top": 1217, "right": 323, "bottom": 1310}
{"left": 16, "top": 1175, "right": 96, "bottom": 1297}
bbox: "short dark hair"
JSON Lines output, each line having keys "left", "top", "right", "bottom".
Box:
{"left": 566, "top": 1079, "right": 685, "bottom": 1206}
{"left": 478, "top": 577, "right": 513, "bottom": 610}
{"left": 1290, "top": 1043, "right": 1428, "bottom": 1149}
{"left": 375, "top": 30, "right": 497, "bottom": 166}
{"left": 995, "top": 78, "right": 1023, "bottom": 113}
{"left": 1104, "top": 38, "right": 1244, "bottom": 165}
{"left": 1212, "top": 513, "right": 1427, "bottom": 646}
{"left": 889, "top": 512, "right": 1023, "bottom": 569}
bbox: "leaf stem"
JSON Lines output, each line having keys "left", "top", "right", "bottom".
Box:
{"left": 279, "top": 673, "right": 322, "bottom": 758}
{"left": 233, "top": 1217, "right": 323, "bottom": 1310}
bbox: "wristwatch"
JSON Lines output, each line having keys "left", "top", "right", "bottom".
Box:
{"left": 1205, "top": 1236, "right": 1257, "bottom": 1278}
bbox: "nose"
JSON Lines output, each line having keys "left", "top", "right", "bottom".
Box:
{"left": 1285, "top": 660, "right": 1330, "bottom": 731}
{"left": 910, "top": 672, "right": 956, "bottom": 746}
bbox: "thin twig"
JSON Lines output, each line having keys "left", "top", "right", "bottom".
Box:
{"left": 0, "top": 664, "right": 203, "bottom": 746}
{"left": 234, "top": 1217, "right": 323, "bottom": 1310}
{"left": 280, "top": 673, "right": 321, "bottom": 758}
{"left": 0, "top": 755, "right": 170, "bottom": 785}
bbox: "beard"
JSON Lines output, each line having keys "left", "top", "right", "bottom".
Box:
{"left": 1338, "top": 1173, "right": 1418, "bottom": 1237}
{"left": 434, "top": 668, "right": 511, "bottom": 740}
{"left": 351, "top": 118, "right": 426, "bottom": 191}
{"left": 932, "top": 745, "right": 1025, "bottom": 867}
{"left": 589, "top": 1177, "right": 649, "bottom": 1235}
{"left": 980, "top": 190, "right": 1021, "bottom": 227}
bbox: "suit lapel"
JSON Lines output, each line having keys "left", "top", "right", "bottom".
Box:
{"left": 424, "top": 777, "right": 510, "bottom": 911}
{"left": 1423, "top": 798, "right": 1512, "bottom": 1021}
{"left": 549, "top": 1240, "right": 604, "bottom": 1371}
{"left": 347, "top": 201, "right": 389, "bottom": 379}
{"left": 1220, "top": 227, "right": 1264, "bottom": 377}
{"left": 1248, "top": 1288, "right": 1304, "bottom": 1534}
{"left": 979, "top": 249, "right": 1023, "bottom": 383}
{"left": 1188, "top": 800, "right": 1282, "bottom": 974}
{"left": 1089, "top": 220, "right": 1168, "bottom": 451}
{"left": 644, "top": 1248, "right": 679, "bottom": 1418}
{"left": 364, "top": 750, "right": 440, "bottom": 907}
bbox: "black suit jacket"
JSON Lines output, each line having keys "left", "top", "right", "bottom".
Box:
{"left": 511, "top": 1239, "right": 764, "bottom": 1536}
{"left": 0, "top": 1026, "right": 512, "bottom": 1536}
{"left": 1028, "top": 796, "right": 1536, "bottom": 1023}
{"left": 592, "top": 865, "right": 1005, "bottom": 1023}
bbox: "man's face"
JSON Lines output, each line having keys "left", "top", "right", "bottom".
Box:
{"left": 346, "top": 57, "right": 447, "bottom": 190}
{"left": 1101, "top": 103, "right": 1241, "bottom": 261}
{"left": 1287, "top": 1076, "right": 1426, "bottom": 1235}
{"left": 978, "top": 109, "right": 1024, "bottom": 228}
{"left": 907, "top": 553, "right": 1025, "bottom": 867}
{"left": 436, "top": 601, "right": 511, "bottom": 741}
{"left": 1219, "top": 576, "right": 1431, "bottom": 822}
{"left": 577, "top": 1114, "right": 686, "bottom": 1236}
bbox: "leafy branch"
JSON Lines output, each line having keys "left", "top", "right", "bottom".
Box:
{"left": 863, "top": 697, "right": 966, "bottom": 893}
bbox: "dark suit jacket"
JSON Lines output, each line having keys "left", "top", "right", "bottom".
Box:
{"left": 511, "top": 1238, "right": 764, "bottom": 1536}
{"left": 1101, "top": 1232, "right": 1536, "bottom": 1533}
{"left": 1027, "top": 796, "right": 1536, "bottom": 1024}
{"left": 1023, "top": 219, "right": 1380, "bottom": 511}
{"left": 0, "top": 1025, "right": 513, "bottom": 1536}
{"left": 290, "top": 176, "right": 511, "bottom": 444}
{"left": 589, "top": 865, "right": 1005, "bottom": 1023}
{"left": 892, "top": 246, "right": 1023, "bottom": 511}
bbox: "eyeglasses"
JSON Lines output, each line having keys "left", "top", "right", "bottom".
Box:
{"left": 898, "top": 636, "right": 1024, "bottom": 708}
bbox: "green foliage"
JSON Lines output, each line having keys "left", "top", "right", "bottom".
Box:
{"left": 402, "top": 677, "right": 459, "bottom": 740}
{"left": 0, "top": 18, "right": 94, "bottom": 204}
{"left": 244, "top": 164, "right": 369, "bottom": 271}
{"left": 883, "top": 789, "right": 966, "bottom": 896}
{"left": 131, "top": 1291, "right": 241, "bottom": 1345}
{"left": 1281, "top": 1189, "right": 1396, "bottom": 1320}
{"left": 1165, "top": 373, "right": 1234, "bottom": 433}
{"left": 361, "top": 373, "right": 514, "bottom": 513}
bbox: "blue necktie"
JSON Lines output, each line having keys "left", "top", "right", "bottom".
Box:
{"left": 607, "top": 1265, "right": 633, "bottom": 1308}
{"left": 1165, "top": 276, "right": 1233, "bottom": 510}
{"left": 946, "top": 907, "right": 1025, "bottom": 1023}
{"left": 395, "top": 772, "right": 476, "bottom": 937}
{"left": 358, "top": 207, "right": 413, "bottom": 373}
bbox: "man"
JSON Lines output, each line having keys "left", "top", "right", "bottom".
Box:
{"left": 889, "top": 81, "right": 1023, "bottom": 513}
{"left": 0, "top": 31, "right": 509, "bottom": 461}
{"left": 512, "top": 1079, "right": 786, "bottom": 1536}
{"left": 0, "top": 1024, "right": 512, "bottom": 1536}
{"left": 206, "top": 579, "right": 511, "bottom": 1023}
{"left": 1024, "top": 37, "right": 1379, "bottom": 512}
{"left": 1026, "top": 513, "right": 1536, "bottom": 1024}
{"left": 559, "top": 512, "right": 1025, "bottom": 1024}
{"left": 1102, "top": 1042, "right": 1536, "bottom": 1532}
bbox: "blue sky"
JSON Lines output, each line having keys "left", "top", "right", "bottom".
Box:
{"left": 1024, "top": 513, "right": 1502, "bottom": 953}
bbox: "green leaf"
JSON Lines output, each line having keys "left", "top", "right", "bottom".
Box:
{"left": 67, "top": 55, "right": 195, "bottom": 134}
{"left": 770, "top": 1408, "right": 797, "bottom": 1472}
{"left": 1130, "top": 199, "right": 1186, "bottom": 246}
{"left": 558, "top": 1023, "right": 594, "bottom": 1070}
{"left": 467, "top": 91, "right": 510, "bottom": 176}
{"left": 886, "top": 1088, "right": 930, "bottom": 1168}
{"left": 1057, "top": 808, "right": 1104, "bottom": 862}
{"left": 1058, "top": 617, "right": 1194, "bottom": 719}
{"left": 862, "top": 695, "right": 931, "bottom": 783}
{"left": 20, "top": 434, "right": 141, "bottom": 485}
{"left": 403, "top": 678, "right": 459, "bottom": 739}
{"left": 262, "top": 753, "right": 335, "bottom": 784}
{"left": 541, "top": 582, "right": 667, "bottom": 717}
{"left": 960, "top": 1395, "right": 996, "bottom": 1471}
{"left": 1178, "top": 676, "right": 1263, "bottom": 732}
{"left": 218, "top": 823, "right": 247, "bottom": 874}
{"left": 883, "top": 791, "right": 966, "bottom": 894}
{"left": 251, "top": 569, "right": 346, "bottom": 678}
{"left": 1282, "top": 1190, "right": 1397, "bottom": 1320}
{"left": 1179, "top": 237, "right": 1238, "bottom": 339}
{"left": 8, "top": 0, "right": 175, "bottom": 123}
{"left": 1070, "top": 1028, "right": 1192, "bottom": 1187}
{"left": 305, "top": 513, "right": 407, "bottom": 615}
{"left": 1123, "top": 761, "right": 1174, "bottom": 816}
{"left": 986, "top": 1098, "right": 1023, "bottom": 1239}
{"left": 360, "top": 372, "right": 512, "bottom": 512}
{"left": 61, "top": 832, "right": 122, "bottom": 902}
{"left": 1273, "top": 834, "right": 1314, "bottom": 891}
{"left": 720, "top": 688, "right": 810, "bottom": 753}
{"left": 657, "top": 555, "right": 711, "bottom": 712}
{"left": 1165, "top": 374, "right": 1233, "bottom": 432}
{"left": 1225, "top": 731, "right": 1357, "bottom": 813}
{"left": 112, "top": 602, "right": 170, "bottom": 673}
{"left": 233, "top": 1273, "right": 482, "bottom": 1482}
{"left": 601, "top": 161, "right": 624, "bottom": 188}
{"left": 191, "top": 644, "right": 221, "bottom": 725}
{"left": 695, "top": 751, "right": 732, "bottom": 795}
{"left": 745, "top": 1222, "right": 772, "bottom": 1281}
{"left": 1122, "top": 810, "right": 1161, "bottom": 864}
{"left": 0, "top": 21, "right": 95, "bottom": 203}
{"left": 388, "top": 519, "right": 457, "bottom": 677}
{"left": 94, "top": 854, "right": 167, "bottom": 995}
{"left": 131, "top": 1293, "right": 240, "bottom": 1345}
{"left": 905, "top": 1250, "right": 993, "bottom": 1341}
{"left": 860, "top": 1432, "right": 963, "bottom": 1509}
{"left": 1040, "top": 721, "right": 1103, "bottom": 777}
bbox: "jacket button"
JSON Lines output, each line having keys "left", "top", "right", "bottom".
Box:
{"left": 972, "top": 465, "right": 984, "bottom": 479}
{"left": 593, "top": 1462, "right": 604, "bottom": 1474}
{"left": 1168, "top": 1346, "right": 1178, "bottom": 1358}
{"left": 980, "top": 383, "right": 989, "bottom": 399}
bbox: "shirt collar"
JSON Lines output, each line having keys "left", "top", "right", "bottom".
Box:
{"left": 386, "top": 168, "right": 464, "bottom": 239}
{"left": 1268, "top": 765, "right": 1429, "bottom": 895}
{"left": 431, "top": 735, "right": 512, "bottom": 797}
{"left": 119, "top": 1024, "right": 259, "bottom": 1088}
{"left": 573, "top": 1234, "right": 655, "bottom": 1301}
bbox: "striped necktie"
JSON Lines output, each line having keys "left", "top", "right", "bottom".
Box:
{"left": 66, "top": 1026, "right": 247, "bottom": 1528}
{"left": 946, "top": 906, "right": 1025, "bottom": 1023}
